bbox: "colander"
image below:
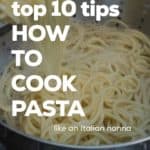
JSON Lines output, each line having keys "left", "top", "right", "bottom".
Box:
{"left": 0, "top": 0, "right": 150, "bottom": 150}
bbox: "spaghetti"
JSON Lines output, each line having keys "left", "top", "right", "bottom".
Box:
{"left": 0, "top": 0, "right": 150, "bottom": 146}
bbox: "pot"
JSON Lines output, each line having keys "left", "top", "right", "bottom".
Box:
{"left": 0, "top": 121, "right": 149, "bottom": 150}
{"left": 0, "top": 0, "right": 150, "bottom": 149}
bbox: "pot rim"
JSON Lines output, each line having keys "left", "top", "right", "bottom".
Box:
{"left": 0, "top": 121, "right": 149, "bottom": 149}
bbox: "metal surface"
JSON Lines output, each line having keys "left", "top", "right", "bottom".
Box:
{"left": 0, "top": 24, "right": 11, "bottom": 36}
{"left": 0, "top": 23, "right": 11, "bottom": 36}
{"left": 0, "top": 0, "right": 150, "bottom": 149}
{"left": 0, "top": 121, "right": 149, "bottom": 150}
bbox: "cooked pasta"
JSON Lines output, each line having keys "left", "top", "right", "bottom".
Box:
{"left": 0, "top": 0, "right": 150, "bottom": 146}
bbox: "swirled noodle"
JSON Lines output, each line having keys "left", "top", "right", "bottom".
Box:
{"left": 0, "top": 21, "right": 149, "bottom": 145}
{"left": 0, "top": 0, "right": 149, "bottom": 145}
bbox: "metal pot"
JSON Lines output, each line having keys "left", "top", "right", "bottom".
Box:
{"left": 0, "top": 121, "right": 149, "bottom": 150}
{"left": 0, "top": 0, "right": 150, "bottom": 149}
